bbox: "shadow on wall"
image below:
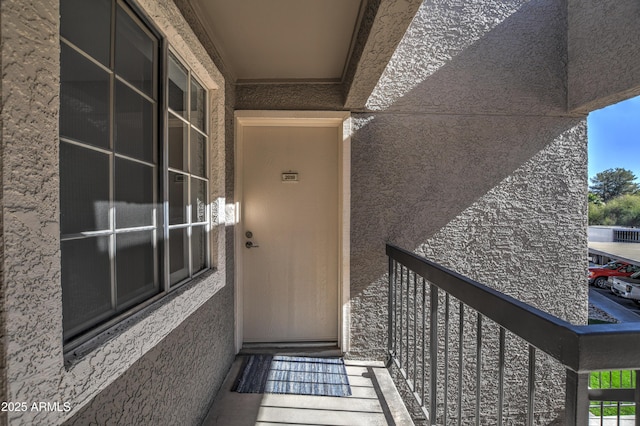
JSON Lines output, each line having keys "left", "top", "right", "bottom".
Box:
{"left": 347, "top": 0, "right": 587, "bottom": 358}
{"left": 365, "top": 0, "right": 568, "bottom": 115}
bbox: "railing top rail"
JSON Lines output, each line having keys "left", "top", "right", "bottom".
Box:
{"left": 387, "top": 244, "right": 640, "bottom": 372}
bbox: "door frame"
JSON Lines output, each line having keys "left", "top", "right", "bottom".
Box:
{"left": 234, "top": 110, "right": 351, "bottom": 353}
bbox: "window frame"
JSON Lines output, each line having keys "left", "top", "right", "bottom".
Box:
{"left": 164, "top": 48, "right": 211, "bottom": 289}
{"left": 59, "top": 0, "right": 211, "bottom": 353}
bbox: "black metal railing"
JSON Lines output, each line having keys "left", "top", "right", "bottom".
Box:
{"left": 614, "top": 229, "right": 640, "bottom": 243}
{"left": 590, "top": 370, "right": 637, "bottom": 422}
{"left": 387, "top": 244, "right": 640, "bottom": 425}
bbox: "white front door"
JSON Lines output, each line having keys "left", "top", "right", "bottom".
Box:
{"left": 240, "top": 124, "right": 339, "bottom": 343}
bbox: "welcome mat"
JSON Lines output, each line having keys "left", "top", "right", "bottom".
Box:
{"left": 232, "top": 355, "right": 352, "bottom": 397}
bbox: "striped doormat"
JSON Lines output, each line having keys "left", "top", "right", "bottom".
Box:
{"left": 232, "top": 355, "right": 352, "bottom": 397}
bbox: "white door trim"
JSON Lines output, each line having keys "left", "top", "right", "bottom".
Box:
{"left": 234, "top": 110, "right": 351, "bottom": 353}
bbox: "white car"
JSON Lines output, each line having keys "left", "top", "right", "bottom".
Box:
{"left": 610, "top": 271, "right": 640, "bottom": 305}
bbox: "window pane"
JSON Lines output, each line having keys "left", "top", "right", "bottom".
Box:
{"left": 60, "top": 0, "right": 111, "bottom": 66}
{"left": 115, "top": 5, "right": 155, "bottom": 97}
{"left": 168, "top": 54, "right": 187, "bottom": 117}
{"left": 60, "top": 44, "right": 110, "bottom": 149}
{"left": 190, "top": 77, "right": 205, "bottom": 131}
{"left": 61, "top": 236, "right": 112, "bottom": 341}
{"left": 168, "top": 116, "right": 188, "bottom": 171}
{"left": 191, "top": 178, "right": 207, "bottom": 223}
{"left": 192, "top": 225, "right": 207, "bottom": 273}
{"left": 115, "top": 158, "right": 155, "bottom": 229}
{"left": 116, "top": 231, "right": 157, "bottom": 308}
{"left": 169, "top": 172, "right": 188, "bottom": 225}
{"left": 60, "top": 143, "right": 110, "bottom": 235}
{"left": 169, "top": 228, "right": 189, "bottom": 286}
{"left": 191, "top": 128, "right": 206, "bottom": 177}
{"left": 115, "top": 80, "right": 155, "bottom": 163}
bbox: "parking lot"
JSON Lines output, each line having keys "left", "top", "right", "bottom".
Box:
{"left": 591, "top": 286, "right": 640, "bottom": 318}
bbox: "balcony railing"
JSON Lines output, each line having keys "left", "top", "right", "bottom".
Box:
{"left": 387, "top": 244, "right": 640, "bottom": 425}
{"left": 614, "top": 229, "right": 640, "bottom": 243}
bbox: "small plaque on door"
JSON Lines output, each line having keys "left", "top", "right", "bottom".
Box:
{"left": 282, "top": 172, "right": 299, "bottom": 182}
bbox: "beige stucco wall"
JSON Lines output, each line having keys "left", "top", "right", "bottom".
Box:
{"left": 0, "top": 0, "right": 234, "bottom": 424}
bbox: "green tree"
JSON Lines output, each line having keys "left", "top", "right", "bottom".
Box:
{"left": 588, "top": 192, "right": 604, "bottom": 205}
{"left": 589, "top": 168, "right": 640, "bottom": 202}
{"left": 588, "top": 201, "right": 606, "bottom": 225}
{"left": 606, "top": 195, "right": 640, "bottom": 226}
{"left": 589, "top": 194, "right": 640, "bottom": 226}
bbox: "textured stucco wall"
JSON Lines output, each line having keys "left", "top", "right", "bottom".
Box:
{"left": 348, "top": 0, "right": 589, "bottom": 422}
{"left": 349, "top": 114, "right": 588, "bottom": 359}
{"left": 1, "top": 0, "right": 234, "bottom": 424}
{"left": 343, "top": 0, "right": 423, "bottom": 109}
{"left": 366, "top": 0, "right": 569, "bottom": 115}
{"left": 568, "top": 0, "right": 640, "bottom": 112}
{"left": 1, "top": 5, "right": 6, "bottom": 420}
{"left": 235, "top": 83, "right": 344, "bottom": 111}
{"left": 349, "top": 109, "right": 588, "bottom": 426}
{"left": 350, "top": 0, "right": 587, "bottom": 354}
{"left": 1, "top": 1, "right": 62, "bottom": 424}
{"left": 63, "top": 287, "right": 234, "bottom": 426}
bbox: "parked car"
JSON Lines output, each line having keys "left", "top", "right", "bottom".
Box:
{"left": 610, "top": 271, "right": 640, "bottom": 305}
{"left": 588, "top": 261, "right": 640, "bottom": 289}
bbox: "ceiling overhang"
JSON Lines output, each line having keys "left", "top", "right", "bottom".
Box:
{"left": 183, "top": 0, "right": 423, "bottom": 110}
{"left": 189, "top": 0, "right": 365, "bottom": 84}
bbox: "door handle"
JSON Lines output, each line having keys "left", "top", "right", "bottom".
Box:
{"left": 245, "top": 241, "right": 259, "bottom": 249}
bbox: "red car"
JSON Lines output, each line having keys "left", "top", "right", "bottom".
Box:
{"left": 589, "top": 261, "right": 640, "bottom": 288}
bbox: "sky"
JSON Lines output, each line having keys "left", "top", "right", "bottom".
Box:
{"left": 588, "top": 95, "right": 640, "bottom": 183}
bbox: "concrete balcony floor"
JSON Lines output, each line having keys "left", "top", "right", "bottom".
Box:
{"left": 202, "top": 349, "right": 414, "bottom": 426}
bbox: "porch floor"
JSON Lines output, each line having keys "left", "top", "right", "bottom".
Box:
{"left": 201, "top": 351, "right": 414, "bottom": 426}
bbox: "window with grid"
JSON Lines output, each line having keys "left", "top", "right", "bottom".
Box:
{"left": 166, "top": 52, "right": 210, "bottom": 286}
{"left": 59, "top": 0, "right": 209, "bottom": 346}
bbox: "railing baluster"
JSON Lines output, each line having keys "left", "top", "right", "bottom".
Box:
{"left": 475, "top": 313, "right": 482, "bottom": 426}
{"left": 422, "top": 277, "right": 426, "bottom": 408}
{"left": 388, "top": 258, "right": 395, "bottom": 358}
{"left": 527, "top": 345, "right": 536, "bottom": 426}
{"left": 394, "top": 261, "right": 399, "bottom": 356}
{"left": 617, "top": 369, "right": 622, "bottom": 425}
{"left": 565, "top": 370, "right": 589, "bottom": 426}
{"left": 407, "top": 270, "right": 412, "bottom": 383}
{"left": 399, "top": 265, "right": 404, "bottom": 370}
{"left": 413, "top": 272, "right": 418, "bottom": 392}
{"left": 386, "top": 245, "right": 640, "bottom": 426}
{"left": 458, "top": 301, "right": 464, "bottom": 426}
{"left": 634, "top": 370, "right": 640, "bottom": 426}
{"left": 406, "top": 266, "right": 410, "bottom": 374}
{"left": 444, "top": 293, "right": 450, "bottom": 425}
{"left": 498, "top": 327, "right": 505, "bottom": 426}
{"left": 599, "top": 371, "right": 604, "bottom": 426}
{"left": 429, "top": 283, "right": 439, "bottom": 425}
